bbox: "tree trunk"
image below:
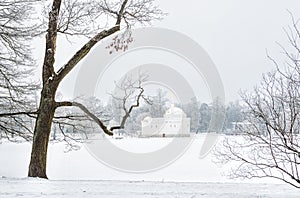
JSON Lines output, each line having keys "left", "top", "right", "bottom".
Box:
{"left": 27, "top": 0, "right": 61, "bottom": 178}
{"left": 28, "top": 83, "right": 56, "bottom": 178}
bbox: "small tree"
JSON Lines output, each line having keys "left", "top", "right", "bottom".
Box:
{"left": 210, "top": 97, "right": 225, "bottom": 133}
{"left": 183, "top": 97, "right": 200, "bottom": 132}
{"left": 149, "top": 89, "right": 168, "bottom": 117}
{"left": 224, "top": 101, "right": 244, "bottom": 131}
{"left": 199, "top": 103, "right": 211, "bottom": 132}
{"left": 216, "top": 15, "right": 300, "bottom": 188}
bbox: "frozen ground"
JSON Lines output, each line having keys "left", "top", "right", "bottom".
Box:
{"left": 0, "top": 134, "right": 299, "bottom": 197}
{"left": 0, "top": 135, "right": 225, "bottom": 181}
{"left": 0, "top": 178, "right": 299, "bottom": 198}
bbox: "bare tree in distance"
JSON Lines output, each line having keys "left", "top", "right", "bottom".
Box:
{"left": 108, "top": 72, "right": 152, "bottom": 132}
{"left": 28, "top": 0, "right": 164, "bottom": 178}
{"left": 216, "top": 14, "right": 300, "bottom": 188}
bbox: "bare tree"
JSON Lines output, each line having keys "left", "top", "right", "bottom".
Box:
{"left": 0, "top": 0, "right": 41, "bottom": 141}
{"left": 108, "top": 72, "right": 152, "bottom": 131}
{"left": 28, "top": 0, "right": 164, "bottom": 178}
{"left": 216, "top": 15, "right": 300, "bottom": 188}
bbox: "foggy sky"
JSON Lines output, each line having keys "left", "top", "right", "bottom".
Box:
{"left": 152, "top": 0, "right": 300, "bottom": 102}
{"left": 33, "top": 0, "right": 300, "bottom": 103}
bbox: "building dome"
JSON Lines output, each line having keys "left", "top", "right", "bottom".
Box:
{"left": 164, "top": 104, "right": 187, "bottom": 118}
{"left": 142, "top": 116, "right": 152, "bottom": 123}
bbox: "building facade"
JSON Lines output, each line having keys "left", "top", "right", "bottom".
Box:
{"left": 140, "top": 105, "right": 190, "bottom": 137}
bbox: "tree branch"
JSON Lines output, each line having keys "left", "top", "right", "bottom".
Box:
{"left": 55, "top": 25, "right": 120, "bottom": 83}
{"left": 55, "top": 0, "right": 130, "bottom": 83}
{"left": 0, "top": 111, "right": 37, "bottom": 117}
{"left": 55, "top": 101, "right": 113, "bottom": 136}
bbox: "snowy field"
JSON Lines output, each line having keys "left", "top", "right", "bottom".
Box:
{"left": 1, "top": 178, "right": 299, "bottom": 198}
{"left": 0, "top": 134, "right": 299, "bottom": 197}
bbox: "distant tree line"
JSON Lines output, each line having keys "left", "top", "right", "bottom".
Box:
{"left": 105, "top": 88, "right": 246, "bottom": 135}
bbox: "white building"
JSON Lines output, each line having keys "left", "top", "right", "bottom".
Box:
{"left": 140, "top": 105, "right": 190, "bottom": 137}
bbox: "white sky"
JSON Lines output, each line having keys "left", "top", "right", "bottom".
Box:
{"left": 152, "top": 0, "right": 300, "bottom": 102}
{"left": 32, "top": 0, "right": 300, "bottom": 103}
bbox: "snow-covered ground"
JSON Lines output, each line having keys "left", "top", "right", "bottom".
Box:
{"left": 0, "top": 134, "right": 299, "bottom": 197}
{"left": 0, "top": 178, "right": 299, "bottom": 198}
{"left": 0, "top": 135, "right": 224, "bottom": 181}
